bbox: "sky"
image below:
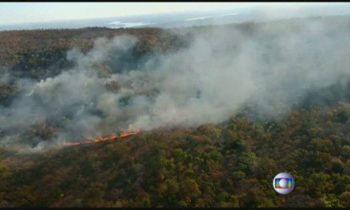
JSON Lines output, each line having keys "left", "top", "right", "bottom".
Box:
{"left": 0, "top": 2, "right": 332, "bottom": 26}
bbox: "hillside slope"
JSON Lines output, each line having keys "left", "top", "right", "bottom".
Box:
{"left": 1, "top": 103, "right": 350, "bottom": 207}
{"left": 1, "top": 16, "right": 350, "bottom": 207}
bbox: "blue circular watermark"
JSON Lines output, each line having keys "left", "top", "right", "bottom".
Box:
{"left": 272, "top": 172, "right": 295, "bottom": 195}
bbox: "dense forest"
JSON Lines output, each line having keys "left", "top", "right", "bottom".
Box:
{"left": 1, "top": 104, "right": 350, "bottom": 207}
{"left": 1, "top": 16, "right": 350, "bottom": 208}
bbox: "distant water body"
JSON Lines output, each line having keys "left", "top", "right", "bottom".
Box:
{"left": 1, "top": 5, "right": 350, "bottom": 31}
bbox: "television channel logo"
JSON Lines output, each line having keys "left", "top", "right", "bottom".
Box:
{"left": 273, "top": 172, "right": 295, "bottom": 195}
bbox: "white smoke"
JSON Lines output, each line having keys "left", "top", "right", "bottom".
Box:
{"left": 1, "top": 16, "right": 350, "bottom": 152}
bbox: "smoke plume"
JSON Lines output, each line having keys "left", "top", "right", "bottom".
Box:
{"left": 1, "top": 16, "right": 350, "bottom": 152}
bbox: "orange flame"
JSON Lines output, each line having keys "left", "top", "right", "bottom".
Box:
{"left": 63, "top": 129, "right": 141, "bottom": 147}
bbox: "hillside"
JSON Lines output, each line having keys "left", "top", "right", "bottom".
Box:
{"left": 1, "top": 104, "right": 350, "bottom": 207}
{"left": 0, "top": 27, "right": 186, "bottom": 79}
{"left": 1, "top": 16, "right": 350, "bottom": 207}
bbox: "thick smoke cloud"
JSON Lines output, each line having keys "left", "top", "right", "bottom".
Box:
{"left": 1, "top": 17, "right": 350, "bottom": 152}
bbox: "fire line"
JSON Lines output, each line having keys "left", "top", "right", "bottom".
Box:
{"left": 62, "top": 129, "right": 141, "bottom": 147}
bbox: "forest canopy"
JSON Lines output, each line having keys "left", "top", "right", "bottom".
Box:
{"left": 0, "top": 16, "right": 350, "bottom": 208}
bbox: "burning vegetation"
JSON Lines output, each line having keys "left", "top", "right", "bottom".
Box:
{"left": 62, "top": 129, "right": 141, "bottom": 147}
{"left": 1, "top": 14, "right": 350, "bottom": 208}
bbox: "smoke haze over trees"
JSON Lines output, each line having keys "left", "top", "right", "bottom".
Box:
{"left": 0, "top": 11, "right": 350, "bottom": 208}
{"left": 1, "top": 16, "right": 350, "bottom": 151}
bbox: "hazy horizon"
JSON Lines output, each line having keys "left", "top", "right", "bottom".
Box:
{"left": 1, "top": 3, "right": 350, "bottom": 31}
